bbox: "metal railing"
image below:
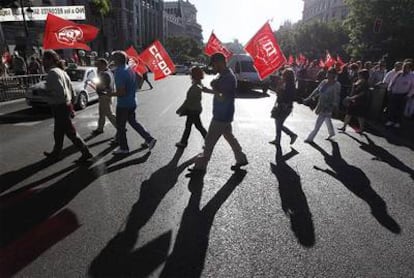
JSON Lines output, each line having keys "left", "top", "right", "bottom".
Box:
{"left": 0, "top": 74, "right": 47, "bottom": 102}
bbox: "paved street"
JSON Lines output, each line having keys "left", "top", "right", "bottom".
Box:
{"left": 1, "top": 74, "right": 414, "bottom": 277}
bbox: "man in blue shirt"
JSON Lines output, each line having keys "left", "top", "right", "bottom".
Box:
{"left": 190, "top": 53, "right": 248, "bottom": 173}
{"left": 109, "top": 51, "right": 156, "bottom": 154}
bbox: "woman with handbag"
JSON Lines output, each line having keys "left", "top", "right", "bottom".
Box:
{"left": 175, "top": 66, "right": 207, "bottom": 148}
{"left": 338, "top": 69, "right": 370, "bottom": 133}
{"left": 269, "top": 68, "right": 298, "bottom": 146}
{"left": 304, "top": 67, "right": 341, "bottom": 143}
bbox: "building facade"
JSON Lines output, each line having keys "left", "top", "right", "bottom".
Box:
{"left": 302, "top": 0, "right": 348, "bottom": 23}
{"left": 164, "top": 0, "right": 202, "bottom": 42}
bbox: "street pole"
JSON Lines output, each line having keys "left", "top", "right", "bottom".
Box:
{"left": 19, "top": 0, "right": 29, "bottom": 62}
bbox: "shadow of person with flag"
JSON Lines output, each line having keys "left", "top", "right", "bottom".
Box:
{"left": 271, "top": 146, "right": 315, "bottom": 247}
{"left": 310, "top": 141, "right": 401, "bottom": 234}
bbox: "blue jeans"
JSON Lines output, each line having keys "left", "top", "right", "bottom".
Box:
{"left": 116, "top": 106, "right": 153, "bottom": 150}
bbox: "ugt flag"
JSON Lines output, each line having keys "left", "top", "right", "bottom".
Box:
{"left": 43, "top": 13, "right": 99, "bottom": 51}
{"left": 140, "top": 40, "right": 175, "bottom": 81}
{"left": 324, "top": 51, "right": 336, "bottom": 68}
{"left": 125, "top": 46, "right": 148, "bottom": 77}
{"left": 204, "top": 32, "right": 233, "bottom": 59}
{"left": 244, "top": 22, "right": 286, "bottom": 80}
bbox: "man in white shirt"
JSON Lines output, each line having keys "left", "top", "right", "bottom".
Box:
{"left": 383, "top": 62, "right": 403, "bottom": 87}
{"left": 385, "top": 61, "right": 414, "bottom": 128}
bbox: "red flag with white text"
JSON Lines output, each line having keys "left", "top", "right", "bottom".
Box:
{"left": 244, "top": 22, "right": 286, "bottom": 80}
{"left": 140, "top": 40, "right": 175, "bottom": 81}
{"left": 204, "top": 32, "right": 233, "bottom": 60}
{"left": 43, "top": 13, "right": 99, "bottom": 51}
{"left": 125, "top": 46, "right": 148, "bottom": 77}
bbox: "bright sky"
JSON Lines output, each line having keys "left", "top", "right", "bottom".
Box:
{"left": 189, "top": 0, "right": 304, "bottom": 44}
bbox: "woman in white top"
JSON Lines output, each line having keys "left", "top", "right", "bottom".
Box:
{"left": 304, "top": 67, "right": 341, "bottom": 143}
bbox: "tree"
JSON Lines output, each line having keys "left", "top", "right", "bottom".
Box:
{"left": 164, "top": 36, "right": 203, "bottom": 63}
{"left": 344, "top": 0, "right": 414, "bottom": 61}
{"left": 275, "top": 20, "right": 349, "bottom": 60}
{"left": 89, "top": 0, "right": 111, "bottom": 54}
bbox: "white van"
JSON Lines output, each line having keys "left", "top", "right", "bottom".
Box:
{"left": 228, "top": 54, "right": 270, "bottom": 93}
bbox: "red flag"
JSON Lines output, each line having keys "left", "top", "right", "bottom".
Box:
{"left": 324, "top": 51, "right": 336, "bottom": 68}
{"left": 288, "top": 55, "right": 294, "bottom": 65}
{"left": 125, "top": 46, "right": 148, "bottom": 77}
{"left": 244, "top": 22, "right": 286, "bottom": 80}
{"left": 204, "top": 32, "right": 233, "bottom": 60}
{"left": 43, "top": 13, "right": 99, "bottom": 51}
{"left": 140, "top": 40, "right": 175, "bottom": 81}
{"left": 299, "top": 53, "right": 306, "bottom": 65}
{"left": 319, "top": 59, "right": 325, "bottom": 68}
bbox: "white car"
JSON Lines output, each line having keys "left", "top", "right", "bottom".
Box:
{"left": 228, "top": 54, "right": 270, "bottom": 93}
{"left": 25, "top": 66, "right": 99, "bottom": 110}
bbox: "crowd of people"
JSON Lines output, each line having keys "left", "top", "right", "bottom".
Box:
{"left": 3, "top": 48, "right": 414, "bottom": 171}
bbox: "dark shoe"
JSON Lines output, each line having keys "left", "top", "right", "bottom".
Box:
{"left": 175, "top": 142, "right": 187, "bottom": 148}
{"left": 91, "top": 129, "right": 104, "bottom": 136}
{"left": 44, "top": 151, "right": 61, "bottom": 160}
{"left": 290, "top": 134, "right": 298, "bottom": 145}
{"left": 231, "top": 160, "right": 249, "bottom": 171}
{"left": 75, "top": 152, "right": 93, "bottom": 163}
{"left": 269, "top": 139, "right": 279, "bottom": 145}
{"left": 337, "top": 126, "right": 346, "bottom": 132}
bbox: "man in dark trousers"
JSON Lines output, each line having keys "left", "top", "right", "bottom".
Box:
{"left": 109, "top": 51, "right": 157, "bottom": 154}
{"left": 42, "top": 50, "right": 92, "bottom": 162}
{"left": 189, "top": 53, "right": 248, "bottom": 173}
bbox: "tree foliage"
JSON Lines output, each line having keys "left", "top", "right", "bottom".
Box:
{"left": 275, "top": 20, "right": 349, "bottom": 60}
{"left": 90, "top": 0, "right": 111, "bottom": 17}
{"left": 164, "top": 36, "right": 203, "bottom": 63}
{"left": 344, "top": 0, "right": 414, "bottom": 61}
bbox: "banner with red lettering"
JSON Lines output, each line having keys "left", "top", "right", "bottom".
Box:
{"left": 43, "top": 13, "right": 99, "bottom": 51}
{"left": 244, "top": 22, "right": 286, "bottom": 80}
{"left": 125, "top": 46, "right": 148, "bottom": 77}
{"left": 140, "top": 40, "right": 175, "bottom": 80}
{"left": 204, "top": 32, "right": 233, "bottom": 60}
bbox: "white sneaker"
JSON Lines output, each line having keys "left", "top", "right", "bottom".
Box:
{"left": 112, "top": 148, "right": 129, "bottom": 155}
{"left": 147, "top": 139, "right": 157, "bottom": 150}
{"left": 385, "top": 121, "right": 394, "bottom": 127}
{"left": 393, "top": 123, "right": 400, "bottom": 128}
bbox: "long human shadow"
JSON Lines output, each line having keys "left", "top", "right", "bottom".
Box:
{"left": 0, "top": 134, "right": 108, "bottom": 194}
{"left": 344, "top": 132, "right": 414, "bottom": 180}
{"left": 0, "top": 145, "right": 150, "bottom": 249}
{"left": 271, "top": 146, "right": 315, "bottom": 247}
{"left": 363, "top": 124, "right": 414, "bottom": 151}
{"left": 160, "top": 169, "right": 247, "bottom": 278}
{"left": 89, "top": 148, "right": 197, "bottom": 278}
{"left": 0, "top": 107, "right": 52, "bottom": 124}
{"left": 310, "top": 141, "right": 401, "bottom": 233}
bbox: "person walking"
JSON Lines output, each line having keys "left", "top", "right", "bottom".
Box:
{"left": 42, "top": 50, "right": 93, "bottom": 162}
{"left": 175, "top": 66, "right": 207, "bottom": 148}
{"left": 269, "top": 68, "right": 298, "bottom": 146}
{"left": 91, "top": 58, "right": 117, "bottom": 136}
{"left": 304, "top": 67, "right": 341, "bottom": 143}
{"left": 109, "top": 51, "right": 157, "bottom": 154}
{"left": 338, "top": 69, "right": 370, "bottom": 133}
{"left": 385, "top": 61, "right": 414, "bottom": 128}
{"left": 141, "top": 70, "right": 153, "bottom": 90}
{"left": 12, "top": 51, "right": 27, "bottom": 75}
{"left": 189, "top": 53, "right": 248, "bottom": 173}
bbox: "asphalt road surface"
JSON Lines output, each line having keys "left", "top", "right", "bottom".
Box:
{"left": 0, "top": 74, "right": 413, "bottom": 277}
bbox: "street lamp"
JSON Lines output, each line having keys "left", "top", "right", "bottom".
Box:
{"left": 18, "top": 0, "right": 33, "bottom": 60}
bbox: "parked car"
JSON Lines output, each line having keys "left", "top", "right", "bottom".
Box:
{"left": 228, "top": 54, "right": 270, "bottom": 93}
{"left": 173, "top": 64, "right": 189, "bottom": 75}
{"left": 25, "top": 65, "right": 99, "bottom": 110}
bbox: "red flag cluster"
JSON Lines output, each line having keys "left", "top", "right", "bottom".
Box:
{"left": 205, "top": 23, "right": 286, "bottom": 80}
{"left": 42, "top": 13, "right": 176, "bottom": 80}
